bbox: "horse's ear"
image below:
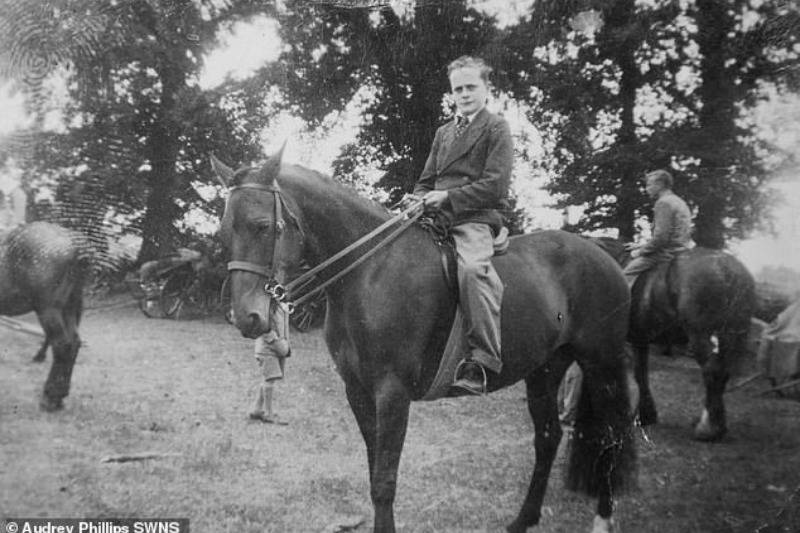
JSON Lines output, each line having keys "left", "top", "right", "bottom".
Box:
{"left": 258, "top": 141, "right": 287, "bottom": 183}
{"left": 210, "top": 154, "right": 234, "bottom": 187}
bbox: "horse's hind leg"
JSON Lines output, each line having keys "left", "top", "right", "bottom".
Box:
{"left": 38, "top": 304, "right": 80, "bottom": 412}
{"left": 692, "top": 328, "right": 745, "bottom": 441}
{"left": 507, "top": 359, "right": 568, "bottom": 533}
{"left": 632, "top": 341, "right": 657, "bottom": 426}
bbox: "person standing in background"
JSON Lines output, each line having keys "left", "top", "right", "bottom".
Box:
{"left": 249, "top": 302, "right": 291, "bottom": 425}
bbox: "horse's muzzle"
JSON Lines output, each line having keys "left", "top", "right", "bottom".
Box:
{"left": 235, "top": 311, "right": 271, "bottom": 339}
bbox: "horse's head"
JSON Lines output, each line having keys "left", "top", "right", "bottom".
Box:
{"left": 211, "top": 146, "right": 305, "bottom": 338}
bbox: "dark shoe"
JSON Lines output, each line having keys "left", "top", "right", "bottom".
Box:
{"left": 248, "top": 411, "right": 289, "bottom": 425}
{"left": 452, "top": 360, "right": 487, "bottom": 395}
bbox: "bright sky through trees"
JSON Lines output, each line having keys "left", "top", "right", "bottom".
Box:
{"left": 196, "top": 8, "right": 800, "bottom": 272}
{"left": 2, "top": 3, "right": 798, "bottom": 273}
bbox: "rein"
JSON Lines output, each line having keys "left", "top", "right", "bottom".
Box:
{"left": 227, "top": 182, "right": 423, "bottom": 313}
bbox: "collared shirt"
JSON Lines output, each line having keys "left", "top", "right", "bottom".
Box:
{"left": 455, "top": 107, "right": 483, "bottom": 125}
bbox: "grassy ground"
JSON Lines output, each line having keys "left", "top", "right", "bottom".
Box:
{"left": 1, "top": 296, "right": 799, "bottom": 532}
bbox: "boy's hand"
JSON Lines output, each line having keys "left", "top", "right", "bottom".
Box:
{"left": 422, "top": 190, "right": 448, "bottom": 210}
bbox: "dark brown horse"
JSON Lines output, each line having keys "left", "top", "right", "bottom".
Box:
{"left": 591, "top": 237, "right": 755, "bottom": 441}
{"left": 214, "top": 150, "right": 637, "bottom": 533}
{"left": 0, "top": 221, "right": 88, "bottom": 411}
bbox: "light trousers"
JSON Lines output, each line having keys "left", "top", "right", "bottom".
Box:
{"left": 452, "top": 222, "right": 504, "bottom": 373}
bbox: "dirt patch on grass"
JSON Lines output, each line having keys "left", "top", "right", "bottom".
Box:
{"left": 1, "top": 298, "right": 799, "bottom": 532}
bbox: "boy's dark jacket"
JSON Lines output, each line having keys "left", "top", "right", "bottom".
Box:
{"left": 413, "top": 107, "right": 513, "bottom": 234}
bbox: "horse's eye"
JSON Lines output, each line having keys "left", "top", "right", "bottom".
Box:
{"left": 250, "top": 220, "right": 271, "bottom": 233}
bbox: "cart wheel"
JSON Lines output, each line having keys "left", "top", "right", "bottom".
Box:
{"left": 138, "top": 297, "right": 163, "bottom": 318}
{"left": 137, "top": 281, "right": 164, "bottom": 318}
{"left": 160, "top": 273, "right": 189, "bottom": 318}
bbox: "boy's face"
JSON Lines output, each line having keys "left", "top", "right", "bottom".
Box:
{"left": 449, "top": 66, "right": 488, "bottom": 116}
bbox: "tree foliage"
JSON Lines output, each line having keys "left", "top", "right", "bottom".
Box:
{"left": 1, "top": 0, "right": 277, "bottom": 263}
{"left": 2, "top": 0, "right": 797, "bottom": 261}
{"left": 262, "top": 1, "right": 529, "bottom": 231}
{"left": 504, "top": 0, "right": 799, "bottom": 245}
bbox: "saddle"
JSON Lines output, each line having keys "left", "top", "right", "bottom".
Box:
{"left": 630, "top": 252, "right": 688, "bottom": 334}
{"left": 431, "top": 223, "right": 509, "bottom": 293}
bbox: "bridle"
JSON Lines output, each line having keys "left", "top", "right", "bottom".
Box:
{"left": 226, "top": 180, "right": 423, "bottom": 314}
{"left": 226, "top": 181, "right": 303, "bottom": 307}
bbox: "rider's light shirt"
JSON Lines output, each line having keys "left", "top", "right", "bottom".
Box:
{"left": 639, "top": 190, "right": 693, "bottom": 255}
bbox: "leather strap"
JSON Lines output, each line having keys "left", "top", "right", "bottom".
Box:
{"left": 226, "top": 180, "right": 423, "bottom": 312}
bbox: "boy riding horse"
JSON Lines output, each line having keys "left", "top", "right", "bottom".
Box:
{"left": 411, "top": 56, "right": 513, "bottom": 395}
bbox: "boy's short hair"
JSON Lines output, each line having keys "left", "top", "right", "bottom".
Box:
{"left": 447, "top": 56, "right": 492, "bottom": 83}
{"left": 646, "top": 169, "right": 674, "bottom": 189}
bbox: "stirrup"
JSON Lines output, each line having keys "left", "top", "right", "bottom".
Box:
{"left": 452, "top": 359, "right": 488, "bottom": 395}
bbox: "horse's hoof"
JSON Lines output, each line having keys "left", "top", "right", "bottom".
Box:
{"left": 692, "top": 408, "right": 726, "bottom": 441}
{"left": 39, "top": 396, "right": 64, "bottom": 412}
{"left": 591, "top": 515, "right": 615, "bottom": 533}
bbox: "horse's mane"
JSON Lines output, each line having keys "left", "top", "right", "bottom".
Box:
{"left": 584, "top": 236, "right": 631, "bottom": 265}
{"left": 278, "top": 163, "right": 392, "bottom": 222}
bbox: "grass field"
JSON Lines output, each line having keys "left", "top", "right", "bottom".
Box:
{"left": 1, "top": 295, "right": 799, "bottom": 532}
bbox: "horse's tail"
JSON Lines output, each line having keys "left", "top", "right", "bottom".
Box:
{"left": 716, "top": 255, "right": 756, "bottom": 376}
{"left": 565, "top": 355, "right": 638, "bottom": 497}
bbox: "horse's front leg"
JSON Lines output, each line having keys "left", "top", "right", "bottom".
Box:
{"left": 343, "top": 372, "right": 377, "bottom": 481}
{"left": 631, "top": 341, "right": 657, "bottom": 426}
{"left": 372, "top": 374, "right": 411, "bottom": 533}
{"left": 690, "top": 331, "right": 727, "bottom": 441}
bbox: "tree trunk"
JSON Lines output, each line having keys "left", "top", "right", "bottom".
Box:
{"left": 693, "top": 0, "right": 735, "bottom": 249}
{"left": 603, "top": 0, "right": 640, "bottom": 242}
{"left": 137, "top": 55, "right": 185, "bottom": 263}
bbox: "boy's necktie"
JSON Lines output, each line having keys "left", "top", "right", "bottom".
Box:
{"left": 454, "top": 115, "right": 469, "bottom": 138}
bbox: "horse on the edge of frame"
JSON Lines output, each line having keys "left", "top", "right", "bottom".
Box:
{"left": 213, "top": 149, "right": 638, "bottom": 533}
{"left": 591, "top": 237, "right": 755, "bottom": 441}
{"left": 0, "top": 221, "right": 88, "bottom": 411}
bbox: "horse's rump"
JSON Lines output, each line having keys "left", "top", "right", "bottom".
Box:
{"left": 0, "top": 222, "right": 88, "bottom": 315}
{"left": 589, "top": 236, "right": 757, "bottom": 440}
{"left": 629, "top": 248, "right": 754, "bottom": 337}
